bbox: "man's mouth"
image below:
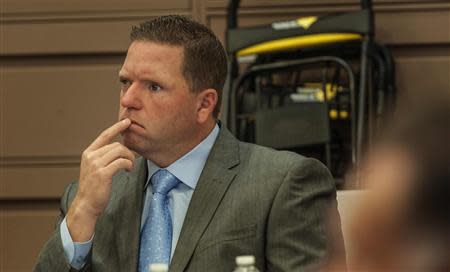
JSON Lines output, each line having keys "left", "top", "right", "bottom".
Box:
{"left": 121, "top": 117, "right": 144, "bottom": 129}
{"left": 130, "top": 121, "right": 144, "bottom": 128}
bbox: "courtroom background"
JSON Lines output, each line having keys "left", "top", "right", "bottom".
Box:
{"left": 0, "top": 0, "right": 449, "bottom": 271}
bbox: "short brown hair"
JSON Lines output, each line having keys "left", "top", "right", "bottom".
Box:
{"left": 130, "top": 15, "right": 228, "bottom": 118}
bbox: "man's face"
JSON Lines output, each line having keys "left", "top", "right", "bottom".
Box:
{"left": 118, "top": 41, "right": 202, "bottom": 163}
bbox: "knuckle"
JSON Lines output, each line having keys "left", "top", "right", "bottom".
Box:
{"left": 119, "top": 145, "right": 128, "bottom": 154}
{"left": 124, "top": 160, "right": 133, "bottom": 170}
{"left": 124, "top": 148, "right": 134, "bottom": 157}
{"left": 82, "top": 151, "right": 94, "bottom": 163}
{"left": 127, "top": 160, "right": 134, "bottom": 168}
{"left": 116, "top": 158, "right": 126, "bottom": 165}
{"left": 117, "top": 158, "right": 129, "bottom": 168}
{"left": 86, "top": 153, "right": 93, "bottom": 161}
{"left": 125, "top": 158, "right": 133, "bottom": 165}
{"left": 129, "top": 155, "right": 135, "bottom": 162}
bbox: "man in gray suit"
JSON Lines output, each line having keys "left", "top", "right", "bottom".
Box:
{"left": 34, "top": 15, "right": 343, "bottom": 271}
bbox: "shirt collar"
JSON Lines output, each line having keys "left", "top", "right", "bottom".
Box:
{"left": 145, "top": 124, "right": 220, "bottom": 190}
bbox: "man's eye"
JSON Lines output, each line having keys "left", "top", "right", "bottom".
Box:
{"left": 149, "top": 83, "right": 162, "bottom": 92}
{"left": 120, "top": 79, "right": 131, "bottom": 88}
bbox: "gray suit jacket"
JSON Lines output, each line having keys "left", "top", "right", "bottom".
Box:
{"left": 34, "top": 127, "right": 342, "bottom": 271}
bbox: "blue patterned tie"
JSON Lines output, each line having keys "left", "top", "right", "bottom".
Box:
{"left": 139, "top": 169, "right": 180, "bottom": 272}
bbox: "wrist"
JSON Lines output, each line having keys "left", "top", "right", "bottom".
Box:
{"left": 71, "top": 196, "right": 103, "bottom": 219}
{"left": 66, "top": 198, "right": 98, "bottom": 242}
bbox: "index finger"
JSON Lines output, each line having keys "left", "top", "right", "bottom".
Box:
{"left": 87, "top": 118, "right": 131, "bottom": 151}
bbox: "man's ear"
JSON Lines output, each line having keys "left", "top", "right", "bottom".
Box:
{"left": 196, "top": 89, "right": 218, "bottom": 123}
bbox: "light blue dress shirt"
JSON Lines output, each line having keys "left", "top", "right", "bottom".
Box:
{"left": 60, "top": 124, "right": 220, "bottom": 269}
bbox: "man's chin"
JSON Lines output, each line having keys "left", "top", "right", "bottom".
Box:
{"left": 121, "top": 135, "right": 144, "bottom": 155}
{"left": 121, "top": 132, "right": 159, "bottom": 159}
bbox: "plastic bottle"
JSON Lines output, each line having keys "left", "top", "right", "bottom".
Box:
{"left": 233, "top": 255, "right": 260, "bottom": 272}
{"left": 148, "top": 263, "right": 169, "bottom": 272}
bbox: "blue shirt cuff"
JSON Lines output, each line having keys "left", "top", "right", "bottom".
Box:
{"left": 60, "top": 217, "right": 93, "bottom": 270}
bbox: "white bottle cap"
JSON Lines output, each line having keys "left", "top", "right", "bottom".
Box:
{"left": 148, "top": 263, "right": 169, "bottom": 272}
{"left": 236, "top": 255, "right": 255, "bottom": 266}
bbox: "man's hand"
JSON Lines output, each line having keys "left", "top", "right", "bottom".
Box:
{"left": 66, "top": 118, "right": 134, "bottom": 242}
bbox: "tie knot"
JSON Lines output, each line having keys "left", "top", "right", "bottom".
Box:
{"left": 151, "top": 169, "right": 180, "bottom": 195}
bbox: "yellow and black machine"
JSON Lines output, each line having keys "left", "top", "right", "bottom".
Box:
{"left": 222, "top": 0, "right": 396, "bottom": 185}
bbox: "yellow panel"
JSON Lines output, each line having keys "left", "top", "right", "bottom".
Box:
{"left": 237, "top": 33, "right": 362, "bottom": 57}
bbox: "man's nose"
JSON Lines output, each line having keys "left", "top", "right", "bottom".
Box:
{"left": 120, "top": 83, "right": 142, "bottom": 110}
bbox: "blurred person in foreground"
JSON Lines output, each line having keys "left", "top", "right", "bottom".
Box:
{"left": 324, "top": 94, "right": 449, "bottom": 271}
{"left": 34, "top": 15, "right": 343, "bottom": 272}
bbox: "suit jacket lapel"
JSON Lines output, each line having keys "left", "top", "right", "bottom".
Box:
{"left": 170, "top": 128, "right": 240, "bottom": 271}
{"left": 114, "top": 157, "right": 147, "bottom": 271}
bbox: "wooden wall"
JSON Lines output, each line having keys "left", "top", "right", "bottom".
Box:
{"left": 1, "top": 0, "right": 449, "bottom": 270}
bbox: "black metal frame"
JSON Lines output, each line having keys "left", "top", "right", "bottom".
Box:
{"left": 229, "top": 56, "right": 357, "bottom": 168}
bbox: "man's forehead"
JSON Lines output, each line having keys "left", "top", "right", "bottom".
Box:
{"left": 119, "top": 47, "right": 190, "bottom": 89}
{"left": 118, "top": 64, "right": 162, "bottom": 79}
{"left": 128, "top": 40, "right": 184, "bottom": 55}
{"left": 127, "top": 41, "right": 183, "bottom": 63}
{"left": 120, "top": 42, "right": 184, "bottom": 74}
